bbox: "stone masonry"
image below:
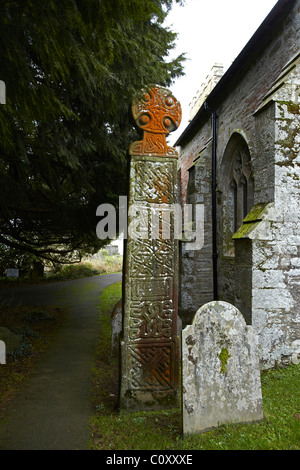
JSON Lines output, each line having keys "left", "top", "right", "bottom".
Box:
{"left": 176, "top": 0, "right": 300, "bottom": 368}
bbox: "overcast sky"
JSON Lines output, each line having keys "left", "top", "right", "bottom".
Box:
{"left": 164, "top": 0, "right": 279, "bottom": 143}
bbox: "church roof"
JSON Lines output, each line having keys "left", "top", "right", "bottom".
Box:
{"left": 175, "top": 0, "right": 296, "bottom": 147}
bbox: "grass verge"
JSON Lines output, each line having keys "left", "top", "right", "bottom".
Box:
{"left": 89, "top": 281, "right": 300, "bottom": 450}
{"left": 90, "top": 281, "right": 122, "bottom": 420}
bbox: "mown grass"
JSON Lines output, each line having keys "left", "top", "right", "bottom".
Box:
{"left": 89, "top": 281, "right": 300, "bottom": 450}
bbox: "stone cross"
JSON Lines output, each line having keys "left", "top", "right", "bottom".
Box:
{"left": 182, "top": 301, "right": 263, "bottom": 435}
{"left": 119, "top": 85, "right": 182, "bottom": 411}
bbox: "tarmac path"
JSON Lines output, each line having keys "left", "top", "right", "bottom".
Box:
{"left": 0, "top": 273, "right": 122, "bottom": 450}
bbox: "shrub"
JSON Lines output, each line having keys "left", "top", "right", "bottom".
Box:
{"left": 46, "top": 263, "right": 100, "bottom": 280}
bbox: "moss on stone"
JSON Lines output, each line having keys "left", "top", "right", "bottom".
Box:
{"left": 232, "top": 203, "right": 269, "bottom": 239}
{"left": 242, "top": 203, "right": 269, "bottom": 223}
{"left": 232, "top": 221, "right": 260, "bottom": 239}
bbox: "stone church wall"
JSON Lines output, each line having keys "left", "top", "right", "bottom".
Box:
{"left": 177, "top": 0, "right": 300, "bottom": 367}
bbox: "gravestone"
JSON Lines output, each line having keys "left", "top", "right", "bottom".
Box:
{"left": 0, "top": 340, "right": 5, "bottom": 364}
{"left": 6, "top": 268, "right": 19, "bottom": 278}
{"left": 0, "top": 327, "right": 20, "bottom": 355}
{"left": 182, "top": 301, "right": 263, "bottom": 435}
{"left": 0, "top": 80, "right": 5, "bottom": 105}
{"left": 31, "top": 261, "right": 44, "bottom": 279}
{"left": 119, "top": 85, "right": 182, "bottom": 411}
{"left": 111, "top": 299, "right": 122, "bottom": 356}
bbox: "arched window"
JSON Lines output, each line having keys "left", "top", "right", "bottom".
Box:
{"left": 220, "top": 133, "right": 254, "bottom": 257}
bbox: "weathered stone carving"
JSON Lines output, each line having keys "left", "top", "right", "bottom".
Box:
{"left": 134, "top": 161, "right": 175, "bottom": 203}
{"left": 119, "top": 85, "right": 181, "bottom": 411}
{"left": 129, "top": 85, "right": 182, "bottom": 157}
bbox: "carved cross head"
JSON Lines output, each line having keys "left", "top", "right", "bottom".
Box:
{"left": 129, "top": 85, "right": 182, "bottom": 158}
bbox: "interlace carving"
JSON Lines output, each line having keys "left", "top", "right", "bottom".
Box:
{"left": 120, "top": 85, "right": 181, "bottom": 410}
{"left": 129, "top": 85, "right": 182, "bottom": 157}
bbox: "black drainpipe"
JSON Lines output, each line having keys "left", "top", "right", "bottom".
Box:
{"left": 204, "top": 102, "right": 218, "bottom": 301}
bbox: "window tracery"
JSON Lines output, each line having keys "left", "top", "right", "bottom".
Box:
{"left": 220, "top": 134, "right": 254, "bottom": 257}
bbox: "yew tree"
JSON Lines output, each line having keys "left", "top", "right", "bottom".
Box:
{"left": 0, "top": 0, "right": 185, "bottom": 265}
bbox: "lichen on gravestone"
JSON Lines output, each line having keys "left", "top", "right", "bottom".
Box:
{"left": 218, "top": 347, "right": 231, "bottom": 375}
